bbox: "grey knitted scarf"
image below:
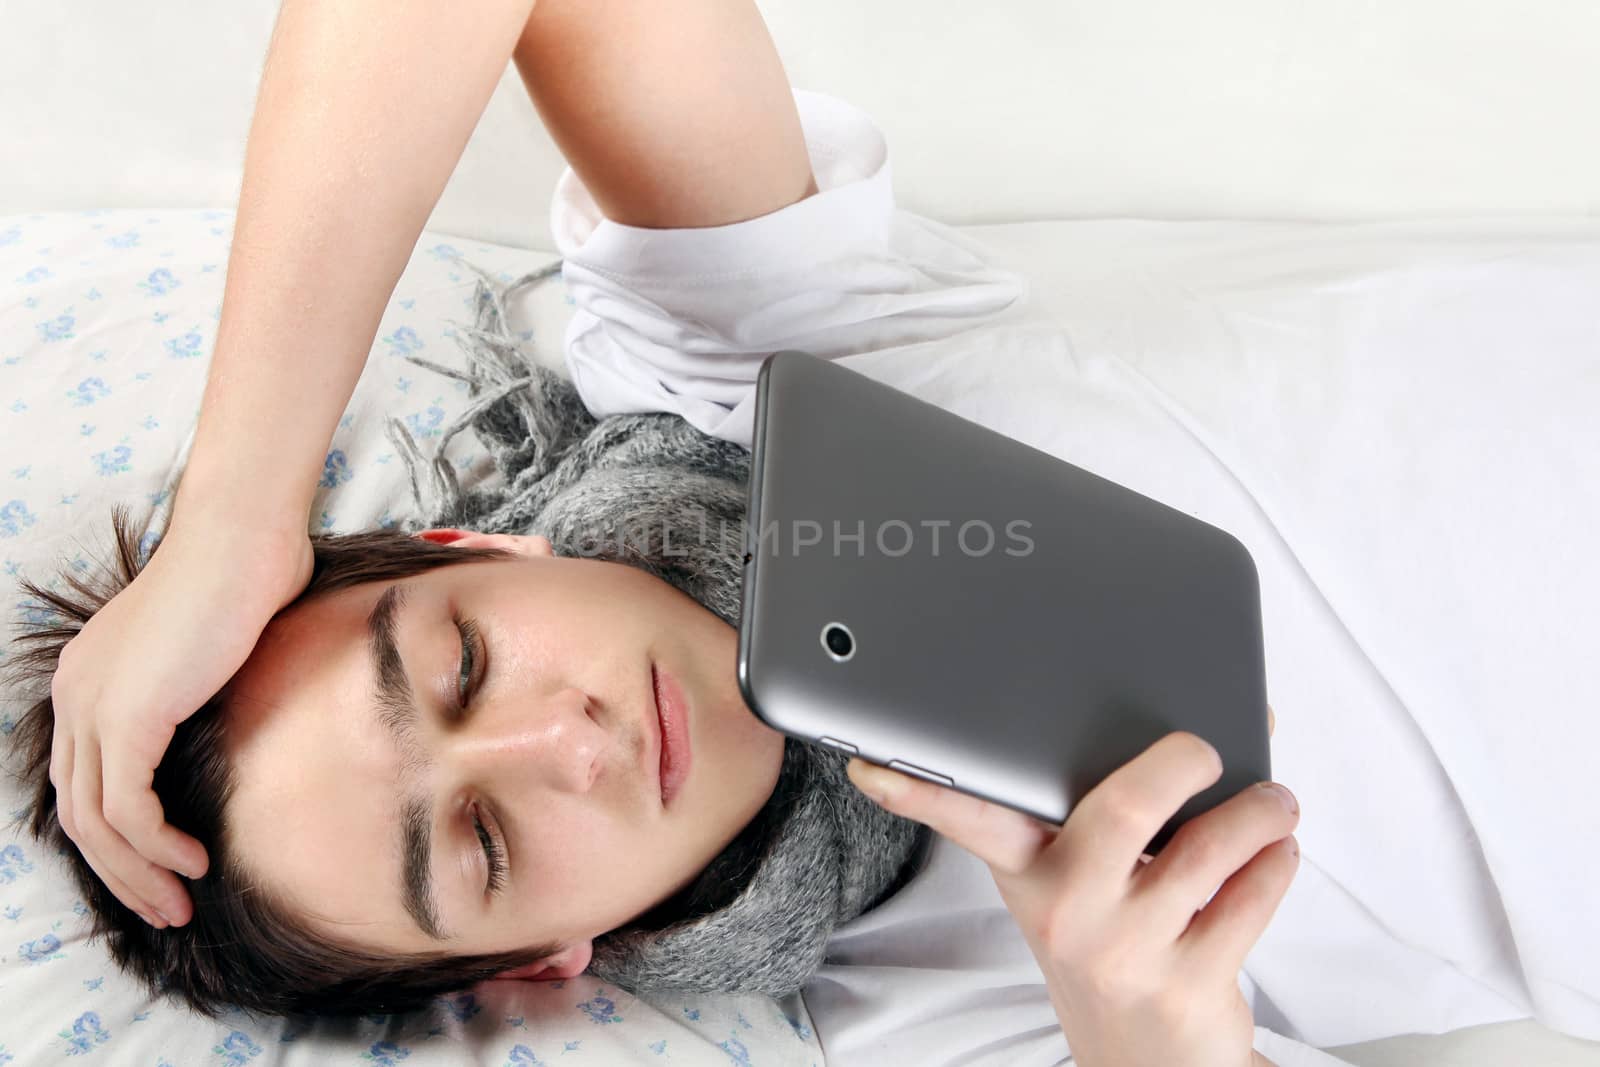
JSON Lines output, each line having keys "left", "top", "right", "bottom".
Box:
{"left": 383, "top": 256, "right": 932, "bottom": 999}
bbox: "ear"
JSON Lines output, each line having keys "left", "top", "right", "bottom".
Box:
{"left": 415, "top": 528, "right": 554, "bottom": 560}
{"left": 494, "top": 939, "right": 593, "bottom": 982}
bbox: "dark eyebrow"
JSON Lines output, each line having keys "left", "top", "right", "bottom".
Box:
{"left": 367, "top": 580, "right": 449, "bottom": 941}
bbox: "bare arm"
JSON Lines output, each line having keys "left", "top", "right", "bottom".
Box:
{"left": 180, "top": 0, "right": 813, "bottom": 539}
{"left": 66, "top": 0, "right": 822, "bottom": 930}
{"left": 172, "top": 0, "right": 540, "bottom": 538}
{"left": 511, "top": 0, "right": 817, "bottom": 232}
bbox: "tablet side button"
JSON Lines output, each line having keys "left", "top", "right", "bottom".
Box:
{"left": 888, "top": 760, "right": 954, "bottom": 788}
{"left": 817, "top": 736, "right": 858, "bottom": 755}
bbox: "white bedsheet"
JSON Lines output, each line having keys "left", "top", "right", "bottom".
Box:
{"left": 939, "top": 214, "right": 1600, "bottom": 1047}
{"left": 3, "top": 207, "right": 1598, "bottom": 1065}
{"left": 796, "top": 214, "right": 1600, "bottom": 1060}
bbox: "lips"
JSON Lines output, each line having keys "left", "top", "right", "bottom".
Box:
{"left": 649, "top": 663, "right": 666, "bottom": 805}
{"left": 652, "top": 661, "right": 691, "bottom": 807}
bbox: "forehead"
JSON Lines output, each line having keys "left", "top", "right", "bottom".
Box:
{"left": 211, "top": 551, "right": 659, "bottom": 940}
{"left": 226, "top": 553, "right": 525, "bottom": 709}
{"left": 210, "top": 553, "right": 612, "bottom": 944}
{"left": 218, "top": 575, "right": 418, "bottom": 941}
{"left": 223, "top": 570, "right": 398, "bottom": 740}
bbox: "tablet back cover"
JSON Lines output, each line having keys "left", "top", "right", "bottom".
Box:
{"left": 737, "top": 351, "right": 1269, "bottom": 851}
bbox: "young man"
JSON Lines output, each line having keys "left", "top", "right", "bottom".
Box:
{"left": 12, "top": 1, "right": 1314, "bottom": 1064}
{"left": 14, "top": 0, "right": 1022, "bottom": 1025}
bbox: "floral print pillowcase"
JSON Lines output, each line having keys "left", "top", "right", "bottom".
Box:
{"left": 0, "top": 207, "right": 822, "bottom": 1067}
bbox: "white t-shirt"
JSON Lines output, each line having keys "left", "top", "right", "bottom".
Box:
{"left": 811, "top": 831, "right": 1359, "bottom": 1067}
{"left": 547, "top": 87, "right": 1399, "bottom": 1067}
{"left": 549, "top": 87, "right": 1030, "bottom": 451}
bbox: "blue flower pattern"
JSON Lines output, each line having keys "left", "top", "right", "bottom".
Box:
{"left": 90, "top": 443, "right": 132, "bottom": 476}
{"left": 58, "top": 1012, "right": 109, "bottom": 1055}
{"left": 0, "top": 498, "right": 37, "bottom": 537}
{"left": 37, "top": 311, "right": 75, "bottom": 342}
{"left": 21, "top": 932, "right": 65, "bottom": 963}
{"left": 68, "top": 376, "right": 110, "bottom": 407}
{"left": 212, "top": 1030, "right": 263, "bottom": 1065}
{"left": 0, "top": 845, "right": 34, "bottom": 883}
{"left": 319, "top": 449, "right": 353, "bottom": 488}
{"left": 0, "top": 207, "right": 824, "bottom": 1065}
{"left": 383, "top": 325, "right": 424, "bottom": 356}
{"left": 361, "top": 1041, "right": 412, "bottom": 1066}
{"left": 137, "top": 267, "right": 180, "bottom": 296}
{"left": 717, "top": 1034, "right": 754, "bottom": 1066}
{"left": 163, "top": 329, "right": 205, "bottom": 359}
{"left": 438, "top": 992, "right": 480, "bottom": 1023}
{"left": 577, "top": 992, "right": 622, "bottom": 1025}
{"left": 403, "top": 402, "right": 446, "bottom": 439}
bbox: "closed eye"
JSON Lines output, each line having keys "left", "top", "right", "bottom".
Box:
{"left": 452, "top": 613, "right": 503, "bottom": 893}
{"left": 454, "top": 615, "right": 485, "bottom": 714}
{"left": 472, "top": 804, "right": 508, "bottom": 895}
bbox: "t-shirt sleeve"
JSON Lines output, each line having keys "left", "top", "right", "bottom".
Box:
{"left": 547, "top": 86, "right": 1029, "bottom": 450}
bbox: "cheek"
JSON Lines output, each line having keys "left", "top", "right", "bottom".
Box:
{"left": 705, "top": 682, "right": 770, "bottom": 758}
{"left": 484, "top": 593, "right": 619, "bottom": 678}
{"left": 711, "top": 693, "right": 786, "bottom": 803}
{"left": 515, "top": 797, "right": 647, "bottom": 910}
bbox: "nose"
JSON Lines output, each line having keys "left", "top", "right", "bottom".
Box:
{"left": 446, "top": 687, "right": 611, "bottom": 793}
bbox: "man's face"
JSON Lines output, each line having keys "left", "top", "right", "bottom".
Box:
{"left": 219, "top": 529, "right": 786, "bottom": 980}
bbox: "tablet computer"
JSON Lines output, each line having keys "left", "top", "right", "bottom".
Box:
{"left": 735, "top": 350, "right": 1271, "bottom": 855}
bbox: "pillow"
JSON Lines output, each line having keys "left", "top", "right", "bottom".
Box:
{"left": 0, "top": 207, "right": 823, "bottom": 1067}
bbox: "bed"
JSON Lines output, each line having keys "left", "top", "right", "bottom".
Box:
{"left": 5, "top": 203, "right": 1600, "bottom": 1065}
{"left": 4, "top": 0, "right": 1600, "bottom": 1063}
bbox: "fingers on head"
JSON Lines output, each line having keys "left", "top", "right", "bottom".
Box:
{"left": 78, "top": 823, "right": 194, "bottom": 928}
{"left": 48, "top": 724, "right": 74, "bottom": 799}
{"left": 52, "top": 739, "right": 78, "bottom": 840}
{"left": 75, "top": 842, "right": 172, "bottom": 930}
{"left": 67, "top": 743, "right": 194, "bottom": 927}
{"left": 101, "top": 761, "right": 208, "bottom": 880}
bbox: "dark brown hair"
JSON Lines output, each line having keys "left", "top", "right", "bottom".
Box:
{"left": 2, "top": 505, "right": 569, "bottom": 1018}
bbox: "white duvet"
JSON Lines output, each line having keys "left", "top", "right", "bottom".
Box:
{"left": 2, "top": 205, "right": 1598, "bottom": 1065}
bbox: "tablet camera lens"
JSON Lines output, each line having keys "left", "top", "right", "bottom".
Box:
{"left": 822, "top": 623, "right": 854, "bottom": 660}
